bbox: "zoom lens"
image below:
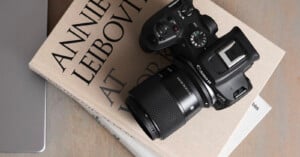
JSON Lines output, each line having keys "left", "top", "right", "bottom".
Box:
{"left": 126, "top": 65, "right": 208, "bottom": 140}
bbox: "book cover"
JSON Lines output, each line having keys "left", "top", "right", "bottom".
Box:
{"left": 218, "top": 96, "right": 272, "bottom": 157}
{"left": 95, "top": 95, "right": 272, "bottom": 157}
{"left": 29, "top": 0, "right": 285, "bottom": 156}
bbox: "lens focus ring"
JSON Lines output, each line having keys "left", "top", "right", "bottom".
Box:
{"left": 127, "top": 73, "right": 186, "bottom": 140}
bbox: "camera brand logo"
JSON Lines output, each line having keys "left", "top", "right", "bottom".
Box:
{"left": 196, "top": 64, "right": 212, "bottom": 84}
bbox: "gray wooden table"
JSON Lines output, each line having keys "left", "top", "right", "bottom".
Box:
{"left": 0, "top": 0, "right": 299, "bottom": 156}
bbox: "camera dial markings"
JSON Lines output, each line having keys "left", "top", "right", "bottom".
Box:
{"left": 190, "top": 30, "right": 207, "bottom": 48}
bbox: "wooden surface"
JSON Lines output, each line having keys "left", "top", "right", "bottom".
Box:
{"left": 0, "top": 0, "right": 299, "bottom": 156}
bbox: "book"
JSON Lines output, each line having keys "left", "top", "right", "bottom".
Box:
{"left": 218, "top": 96, "right": 271, "bottom": 157}
{"left": 29, "top": 0, "right": 285, "bottom": 156}
{"left": 94, "top": 95, "right": 272, "bottom": 157}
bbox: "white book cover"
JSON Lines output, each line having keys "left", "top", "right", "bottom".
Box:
{"left": 218, "top": 96, "right": 272, "bottom": 157}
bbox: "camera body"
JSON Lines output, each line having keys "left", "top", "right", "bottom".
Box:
{"left": 126, "top": 0, "right": 260, "bottom": 140}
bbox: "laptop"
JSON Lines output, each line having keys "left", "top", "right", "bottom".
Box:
{"left": 0, "top": 0, "right": 47, "bottom": 153}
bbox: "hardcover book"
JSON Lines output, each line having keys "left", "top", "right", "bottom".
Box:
{"left": 29, "top": 0, "right": 285, "bottom": 156}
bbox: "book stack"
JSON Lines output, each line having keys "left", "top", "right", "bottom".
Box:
{"left": 29, "top": 0, "right": 285, "bottom": 156}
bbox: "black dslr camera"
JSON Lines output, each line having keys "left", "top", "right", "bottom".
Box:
{"left": 126, "top": 0, "right": 260, "bottom": 140}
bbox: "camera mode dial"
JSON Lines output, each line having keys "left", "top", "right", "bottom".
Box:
{"left": 190, "top": 30, "right": 207, "bottom": 48}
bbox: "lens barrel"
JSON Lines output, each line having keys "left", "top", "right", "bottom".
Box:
{"left": 126, "top": 65, "right": 205, "bottom": 140}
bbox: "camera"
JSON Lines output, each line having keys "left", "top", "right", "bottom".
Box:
{"left": 126, "top": 0, "right": 260, "bottom": 140}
